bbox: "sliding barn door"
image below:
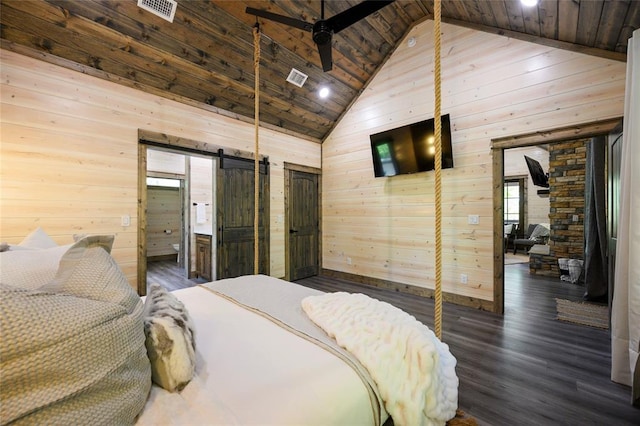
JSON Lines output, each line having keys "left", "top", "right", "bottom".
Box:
{"left": 216, "top": 155, "right": 269, "bottom": 279}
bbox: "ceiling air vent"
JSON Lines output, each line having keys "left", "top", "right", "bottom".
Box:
{"left": 286, "top": 68, "right": 308, "bottom": 88}
{"left": 137, "top": 0, "right": 177, "bottom": 23}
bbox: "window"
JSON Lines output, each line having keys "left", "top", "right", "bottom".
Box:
{"left": 504, "top": 180, "right": 522, "bottom": 224}
{"left": 146, "top": 177, "right": 180, "bottom": 188}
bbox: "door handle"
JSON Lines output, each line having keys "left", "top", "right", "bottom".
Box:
{"left": 289, "top": 229, "right": 298, "bottom": 234}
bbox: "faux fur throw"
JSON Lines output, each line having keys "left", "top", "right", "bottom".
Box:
{"left": 302, "top": 292, "right": 458, "bottom": 426}
{"left": 144, "top": 284, "right": 196, "bottom": 392}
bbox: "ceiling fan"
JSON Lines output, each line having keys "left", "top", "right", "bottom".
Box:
{"left": 246, "top": 0, "right": 396, "bottom": 72}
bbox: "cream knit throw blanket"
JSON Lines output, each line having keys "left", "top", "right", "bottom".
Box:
{"left": 302, "top": 292, "right": 458, "bottom": 426}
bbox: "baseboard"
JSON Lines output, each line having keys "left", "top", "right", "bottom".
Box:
{"left": 321, "top": 269, "right": 495, "bottom": 312}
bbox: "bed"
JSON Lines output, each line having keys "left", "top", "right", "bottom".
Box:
{"left": 1, "top": 229, "right": 458, "bottom": 426}
{"left": 137, "top": 275, "right": 386, "bottom": 425}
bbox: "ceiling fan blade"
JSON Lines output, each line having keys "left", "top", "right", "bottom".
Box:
{"left": 245, "top": 7, "right": 313, "bottom": 32}
{"left": 317, "top": 39, "right": 333, "bottom": 72}
{"left": 327, "top": 0, "right": 395, "bottom": 34}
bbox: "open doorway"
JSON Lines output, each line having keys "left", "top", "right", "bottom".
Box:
{"left": 137, "top": 130, "right": 270, "bottom": 295}
{"left": 144, "top": 147, "right": 215, "bottom": 292}
{"left": 491, "top": 118, "right": 622, "bottom": 314}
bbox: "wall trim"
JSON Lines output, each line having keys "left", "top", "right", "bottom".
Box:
{"left": 321, "top": 269, "right": 494, "bottom": 312}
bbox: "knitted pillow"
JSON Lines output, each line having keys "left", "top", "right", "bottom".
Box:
{"left": 0, "top": 244, "right": 150, "bottom": 424}
{"left": 143, "top": 283, "right": 196, "bottom": 392}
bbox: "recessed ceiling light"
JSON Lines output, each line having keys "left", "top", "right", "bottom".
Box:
{"left": 407, "top": 37, "right": 417, "bottom": 48}
{"left": 521, "top": 0, "right": 538, "bottom": 7}
{"left": 318, "top": 87, "right": 330, "bottom": 99}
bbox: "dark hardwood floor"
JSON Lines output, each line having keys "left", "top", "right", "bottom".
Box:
{"left": 147, "top": 260, "right": 639, "bottom": 425}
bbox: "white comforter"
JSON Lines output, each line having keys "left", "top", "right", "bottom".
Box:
{"left": 302, "top": 292, "right": 458, "bottom": 426}
{"left": 137, "top": 279, "right": 384, "bottom": 425}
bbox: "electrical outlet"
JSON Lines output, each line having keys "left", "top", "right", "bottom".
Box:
{"left": 460, "top": 274, "right": 468, "bottom": 284}
{"left": 468, "top": 215, "right": 479, "bottom": 225}
{"left": 346, "top": 257, "right": 352, "bottom": 265}
{"left": 121, "top": 215, "right": 131, "bottom": 227}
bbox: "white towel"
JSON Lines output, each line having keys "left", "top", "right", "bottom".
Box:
{"left": 196, "top": 203, "right": 207, "bottom": 224}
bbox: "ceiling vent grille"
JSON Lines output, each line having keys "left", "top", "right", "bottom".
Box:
{"left": 137, "top": 0, "right": 177, "bottom": 23}
{"left": 286, "top": 68, "right": 308, "bottom": 88}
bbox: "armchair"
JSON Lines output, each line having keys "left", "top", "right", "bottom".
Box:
{"left": 513, "top": 224, "right": 549, "bottom": 255}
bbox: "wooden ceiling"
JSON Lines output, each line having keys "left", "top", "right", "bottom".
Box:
{"left": 1, "top": 1, "right": 638, "bottom": 142}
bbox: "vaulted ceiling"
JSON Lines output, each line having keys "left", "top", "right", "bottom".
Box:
{"left": 1, "top": 0, "right": 638, "bottom": 142}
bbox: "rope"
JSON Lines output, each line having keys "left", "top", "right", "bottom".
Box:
{"left": 253, "top": 24, "right": 260, "bottom": 274}
{"left": 433, "top": 0, "right": 443, "bottom": 340}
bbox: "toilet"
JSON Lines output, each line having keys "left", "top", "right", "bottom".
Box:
{"left": 172, "top": 243, "right": 180, "bottom": 262}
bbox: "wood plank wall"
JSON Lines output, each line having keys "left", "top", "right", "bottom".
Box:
{"left": 322, "top": 21, "right": 626, "bottom": 304}
{"left": 0, "top": 49, "right": 320, "bottom": 287}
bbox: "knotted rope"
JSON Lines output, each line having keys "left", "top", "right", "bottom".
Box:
{"left": 253, "top": 23, "right": 260, "bottom": 274}
{"left": 433, "top": 0, "right": 443, "bottom": 340}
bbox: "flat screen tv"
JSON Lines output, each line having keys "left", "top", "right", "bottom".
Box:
{"left": 370, "top": 114, "right": 453, "bottom": 177}
{"left": 524, "top": 155, "right": 549, "bottom": 188}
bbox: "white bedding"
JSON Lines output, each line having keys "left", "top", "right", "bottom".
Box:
{"left": 136, "top": 277, "right": 386, "bottom": 425}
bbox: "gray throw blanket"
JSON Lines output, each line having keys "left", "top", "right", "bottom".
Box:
{"left": 200, "top": 275, "right": 384, "bottom": 426}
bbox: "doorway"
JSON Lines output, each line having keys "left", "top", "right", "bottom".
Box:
{"left": 491, "top": 118, "right": 622, "bottom": 314}
{"left": 137, "top": 130, "right": 270, "bottom": 295}
{"left": 143, "top": 147, "right": 215, "bottom": 291}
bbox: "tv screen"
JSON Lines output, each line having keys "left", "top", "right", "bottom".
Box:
{"left": 370, "top": 114, "right": 453, "bottom": 177}
{"left": 524, "top": 155, "right": 549, "bottom": 188}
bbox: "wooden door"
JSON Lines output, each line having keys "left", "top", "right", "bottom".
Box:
{"left": 216, "top": 155, "right": 269, "bottom": 279}
{"left": 288, "top": 170, "right": 320, "bottom": 280}
{"left": 608, "top": 124, "right": 623, "bottom": 307}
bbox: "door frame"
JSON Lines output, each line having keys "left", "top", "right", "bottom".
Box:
{"left": 284, "top": 162, "right": 321, "bottom": 281}
{"left": 137, "top": 129, "right": 265, "bottom": 295}
{"left": 490, "top": 118, "right": 622, "bottom": 314}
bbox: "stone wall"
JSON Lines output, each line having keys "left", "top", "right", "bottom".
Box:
{"left": 530, "top": 139, "right": 587, "bottom": 277}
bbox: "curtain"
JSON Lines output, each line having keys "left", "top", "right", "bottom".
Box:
{"left": 611, "top": 28, "right": 640, "bottom": 407}
{"left": 583, "top": 136, "right": 607, "bottom": 302}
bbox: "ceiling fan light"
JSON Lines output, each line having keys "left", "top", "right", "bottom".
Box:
{"left": 521, "top": 0, "right": 539, "bottom": 7}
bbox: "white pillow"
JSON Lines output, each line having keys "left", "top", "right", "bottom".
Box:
{"left": 0, "top": 235, "right": 115, "bottom": 291}
{"left": 18, "top": 227, "right": 58, "bottom": 249}
{"left": 0, "top": 244, "right": 71, "bottom": 290}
